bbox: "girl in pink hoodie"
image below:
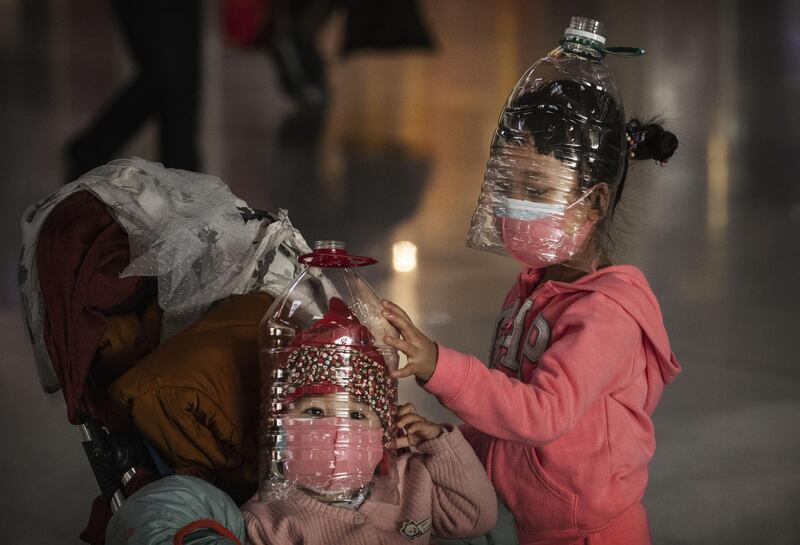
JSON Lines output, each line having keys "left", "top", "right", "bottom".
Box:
{"left": 381, "top": 20, "right": 681, "bottom": 545}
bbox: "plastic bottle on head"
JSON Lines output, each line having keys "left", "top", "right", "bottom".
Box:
{"left": 467, "top": 16, "right": 630, "bottom": 273}
{"left": 258, "top": 241, "right": 399, "bottom": 504}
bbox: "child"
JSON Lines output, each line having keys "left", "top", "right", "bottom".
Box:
{"left": 380, "top": 19, "right": 681, "bottom": 545}
{"left": 241, "top": 344, "right": 498, "bottom": 545}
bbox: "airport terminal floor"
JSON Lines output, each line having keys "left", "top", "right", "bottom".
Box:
{"left": 1, "top": 1, "right": 798, "bottom": 544}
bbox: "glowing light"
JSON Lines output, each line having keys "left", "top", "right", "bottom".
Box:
{"left": 707, "top": 131, "right": 729, "bottom": 231}
{"left": 392, "top": 241, "right": 418, "bottom": 273}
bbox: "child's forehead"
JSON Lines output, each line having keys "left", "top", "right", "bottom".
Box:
{"left": 297, "top": 393, "right": 373, "bottom": 409}
{"left": 497, "top": 146, "right": 573, "bottom": 172}
{"left": 494, "top": 146, "right": 578, "bottom": 190}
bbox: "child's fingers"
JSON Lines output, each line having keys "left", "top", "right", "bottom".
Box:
{"left": 382, "top": 311, "right": 419, "bottom": 342}
{"left": 404, "top": 421, "right": 436, "bottom": 438}
{"left": 381, "top": 300, "right": 412, "bottom": 322}
{"left": 392, "top": 364, "right": 419, "bottom": 379}
{"left": 396, "top": 413, "right": 425, "bottom": 430}
{"left": 382, "top": 303, "right": 423, "bottom": 340}
{"left": 384, "top": 301, "right": 416, "bottom": 326}
{"left": 396, "top": 403, "right": 418, "bottom": 418}
{"left": 383, "top": 335, "right": 418, "bottom": 356}
{"left": 393, "top": 436, "right": 410, "bottom": 450}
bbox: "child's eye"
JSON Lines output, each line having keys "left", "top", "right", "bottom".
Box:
{"left": 525, "top": 186, "right": 543, "bottom": 197}
{"left": 304, "top": 407, "right": 325, "bottom": 417}
{"left": 349, "top": 411, "right": 366, "bottom": 420}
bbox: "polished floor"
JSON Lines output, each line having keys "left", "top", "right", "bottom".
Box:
{"left": 1, "top": 1, "right": 799, "bottom": 544}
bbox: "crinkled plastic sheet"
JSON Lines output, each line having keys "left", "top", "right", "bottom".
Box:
{"left": 109, "top": 161, "right": 255, "bottom": 337}
{"left": 18, "top": 157, "right": 310, "bottom": 393}
{"left": 93, "top": 160, "right": 311, "bottom": 338}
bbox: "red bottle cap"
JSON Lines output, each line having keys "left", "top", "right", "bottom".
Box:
{"left": 299, "top": 241, "right": 377, "bottom": 268}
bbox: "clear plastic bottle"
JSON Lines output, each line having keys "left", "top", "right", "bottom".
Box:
{"left": 466, "top": 16, "right": 629, "bottom": 273}
{"left": 258, "top": 241, "right": 399, "bottom": 504}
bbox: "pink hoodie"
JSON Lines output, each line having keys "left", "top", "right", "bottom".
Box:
{"left": 423, "top": 265, "right": 680, "bottom": 543}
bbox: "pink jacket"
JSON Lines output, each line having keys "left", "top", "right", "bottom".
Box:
{"left": 241, "top": 427, "right": 497, "bottom": 545}
{"left": 424, "top": 265, "right": 680, "bottom": 543}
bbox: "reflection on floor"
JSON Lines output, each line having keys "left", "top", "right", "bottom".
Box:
{"left": 1, "top": 1, "right": 798, "bottom": 544}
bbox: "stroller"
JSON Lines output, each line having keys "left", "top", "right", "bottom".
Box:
{"left": 18, "top": 158, "right": 310, "bottom": 544}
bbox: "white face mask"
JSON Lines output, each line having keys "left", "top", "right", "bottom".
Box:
{"left": 493, "top": 189, "right": 598, "bottom": 269}
{"left": 494, "top": 198, "right": 566, "bottom": 221}
{"left": 495, "top": 188, "right": 596, "bottom": 221}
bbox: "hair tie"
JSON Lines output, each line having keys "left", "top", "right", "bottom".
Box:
{"left": 625, "top": 121, "right": 675, "bottom": 165}
{"left": 625, "top": 123, "right": 646, "bottom": 159}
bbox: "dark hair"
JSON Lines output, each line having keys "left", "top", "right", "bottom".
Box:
{"left": 498, "top": 80, "right": 678, "bottom": 213}
{"left": 616, "top": 118, "right": 679, "bottom": 208}
{"left": 495, "top": 79, "right": 678, "bottom": 261}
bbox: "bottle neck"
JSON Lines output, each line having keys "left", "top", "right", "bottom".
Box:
{"left": 559, "top": 37, "right": 605, "bottom": 59}
{"left": 314, "top": 240, "right": 346, "bottom": 251}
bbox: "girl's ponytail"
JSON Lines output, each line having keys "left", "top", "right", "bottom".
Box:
{"left": 625, "top": 119, "right": 678, "bottom": 164}
{"left": 611, "top": 119, "right": 678, "bottom": 213}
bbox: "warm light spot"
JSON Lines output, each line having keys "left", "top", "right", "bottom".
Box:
{"left": 392, "top": 241, "right": 418, "bottom": 272}
{"left": 707, "top": 131, "right": 729, "bottom": 231}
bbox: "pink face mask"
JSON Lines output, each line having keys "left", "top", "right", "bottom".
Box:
{"left": 496, "top": 194, "right": 594, "bottom": 270}
{"left": 280, "top": 417, "right": 384, "bottom": 494}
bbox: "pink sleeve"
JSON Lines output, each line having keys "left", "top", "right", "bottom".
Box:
{"left": 416, "top": 427, "right": 498, "bottom": 538}
{"left": 424, "top": 294, "right": 640, "bottom": 446}
{"left": 457, "top": 423, "right": 481, "bottom": 452}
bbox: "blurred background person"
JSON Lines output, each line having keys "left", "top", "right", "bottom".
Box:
{"left": 64, "top": 0, "right": 202, "bottom": 181}
{"left": 228, "top": 0, "right": 435, "bottom": 107}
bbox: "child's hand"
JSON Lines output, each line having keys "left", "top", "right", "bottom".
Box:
{"left": 381, "top": 300, "right": 438, "bottom": 382}
{"left": 393, "top": 403, "right": 447, "bottom": 449}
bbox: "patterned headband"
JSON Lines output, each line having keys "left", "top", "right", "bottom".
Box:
{"left": 281, "top": 345, "right": 397, "bottom": 444}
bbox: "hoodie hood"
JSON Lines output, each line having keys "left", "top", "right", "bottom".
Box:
{"left": 535, "top": 265, "right": 680, "bottom": 413}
